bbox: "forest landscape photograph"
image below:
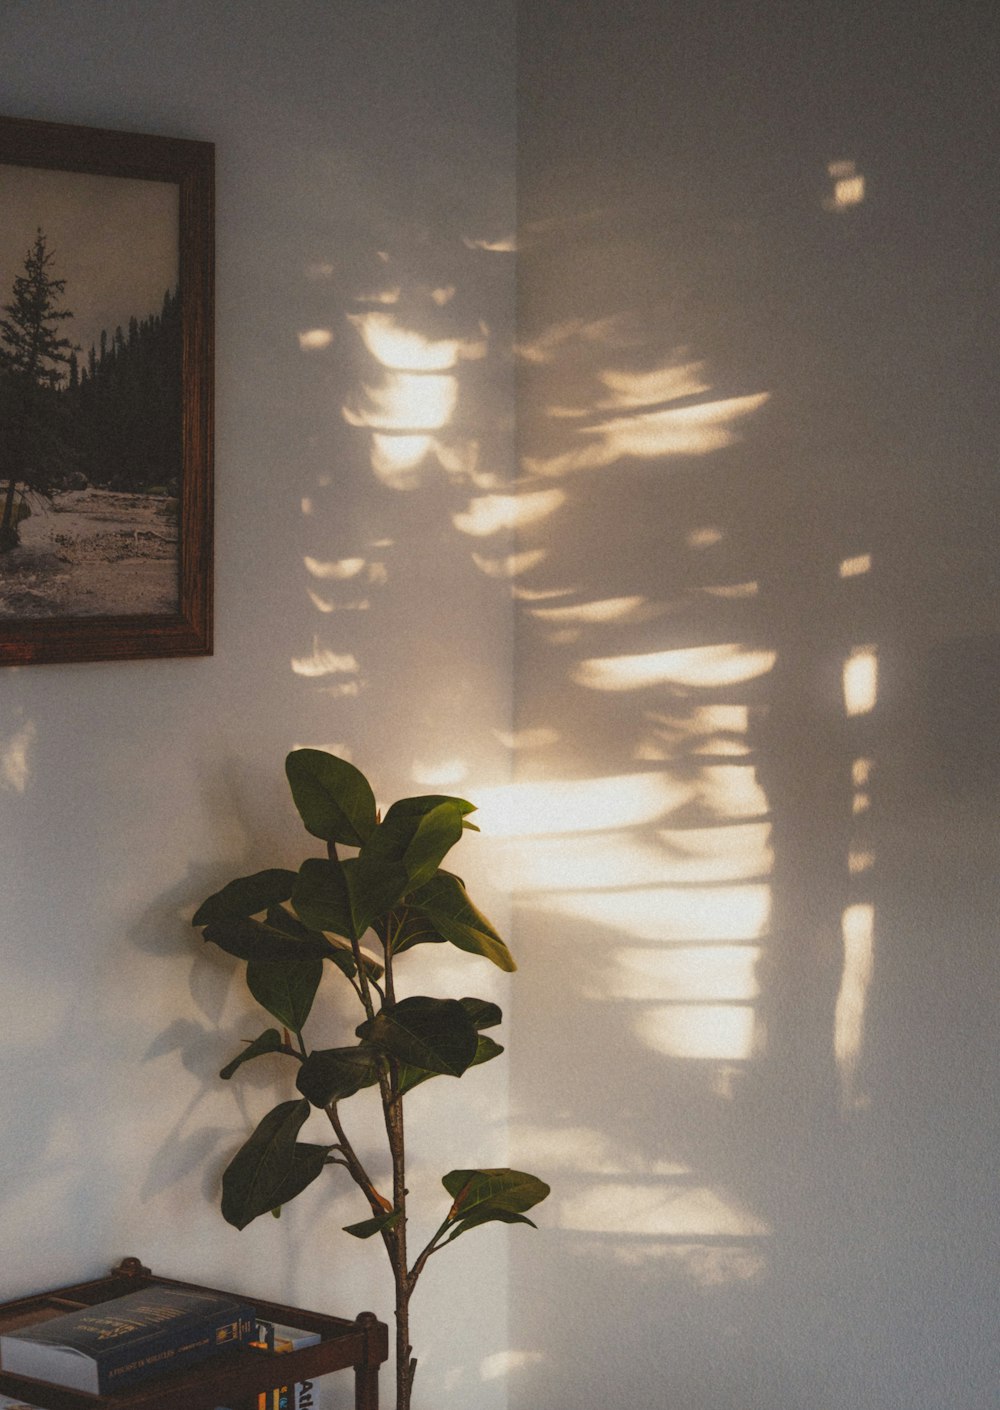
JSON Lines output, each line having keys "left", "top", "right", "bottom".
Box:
{"left": 0, "top": 160, "right": 181, "bottom": 620}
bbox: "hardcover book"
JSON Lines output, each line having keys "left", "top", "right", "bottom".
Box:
{"left": 0, "top": 1286, "right": 255, "bottom": 1394}
{"left": 250, "top": 1322, "right": 323, "bottom": 1410}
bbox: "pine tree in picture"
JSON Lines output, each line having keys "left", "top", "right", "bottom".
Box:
{"left": 193, "top": 750, "right": 549, "bottom": 1410}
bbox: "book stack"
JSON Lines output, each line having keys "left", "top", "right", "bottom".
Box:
{"left": 0, "top": 1286, "right": 256, "bottom": 1395}
{"left": 250, "top": 1321, "right": 324, "bottom": 1410}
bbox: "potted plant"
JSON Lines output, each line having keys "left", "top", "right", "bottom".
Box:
{"left": 192, "top": 749, "right": 548, "bottom": 1410}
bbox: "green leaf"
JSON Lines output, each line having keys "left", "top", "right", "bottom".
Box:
{"left": 357, "top": 995, "right": 478, "bottom": 1076}
{"left": 296, "top": 1044, "right": 383, "bottom": 1107}
{"left": 221, "top": 1100, "right": 331, "bottom": 1230}
{"left": 364, "top": 797, "right": 473, "bottom": 891}
{"left": 293, "top": 855, "right": 408, "bottom": 943}
{"left": 382, "top": 908, "right": 445, "bottom": 955}
{"left": 397, "top": 1033, "right": 504, "bottom": 1097}
{"left": 383, "top": 794, "right": 478, "bottom": 824}
{"left": 265, "top": 904, "right": 365, "bottom": 982}
{"left": 343, "top": 1209, "right": 401, "bottom": 1239}
{"left": 202, "top": 913, "right": 333, "bottom": 965}
{"left": 458, "top": 996, "right": 502, "bottom": 1030}
{"left": 409, "top": 872, "right": 516, "bottom": 972}
{"left": 246, "top": 956, "right": 323, "bottom": 1032}
{"left": 440, "top": 1167, "right": 550, "bottom": 1242}
{"left": 219, "top": 1029, "right": 285, "bottom": 1080}
{"left": 193, "top": 869, "right": 297, "bottom": 927}
{"left": 285, "top": 750, "right": 377, "bottom": 846}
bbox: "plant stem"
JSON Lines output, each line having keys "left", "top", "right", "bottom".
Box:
{"left": 384, "top": 1073, "right": 414, "bottom": 1410}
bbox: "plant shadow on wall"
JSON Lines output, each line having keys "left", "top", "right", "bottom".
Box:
{"left": 481, "top": 197, "right": 883, "bottom": 1408}
{"left": 285, "top": 230, "right": 518, "bottom": 787}
{"left": 229, "top": 187, "right": 883, "bottom": 1405}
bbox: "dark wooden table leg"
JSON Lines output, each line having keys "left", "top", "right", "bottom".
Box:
{"left": 354, "top": 1311, "right": 384, "bottom": 1410}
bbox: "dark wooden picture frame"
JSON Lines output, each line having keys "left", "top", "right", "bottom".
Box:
{"left": 0, "top": 115, "right": 213, "bottom": 666}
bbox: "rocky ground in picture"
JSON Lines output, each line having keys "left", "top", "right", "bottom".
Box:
{"left": 0, "top": 487, "right": 179, "bottom": 619}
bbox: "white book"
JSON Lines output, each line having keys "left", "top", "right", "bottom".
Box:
{"left": 0, "top": 1398, "right": 48, "bottom": 1409}
{"left": 253, "top": 1320, "right": 321, "bottom": 1355}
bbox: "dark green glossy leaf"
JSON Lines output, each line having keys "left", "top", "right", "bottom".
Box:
{"left": 458, "top": 996, "right": 502, "bottom": 1030}
{"left": 383, "top": 794, "right": 477, "bottom": 823}
{"left": 364, "top": 799, "right": 470, "bottom": 891}
{"left": 221, "top": 1100, "right": 331, "bottom": 1229}
{"left": 296, "top": 1044, "right": 383, "bottom": 1107}
{"left": 266, "top": 904, "right": 364, "bottom": 981}
{"left": 293, "top": 855, "right": 408, "bottom": 943}
{"left": 396, "top": 1033, "right": 504, "bottom": 1097}
{"left": 193, "top": 869, "right": 297, "bottom": 928}
{"left": 343, "top": 1209, "right": 401, "bottom": 1239}
{"left": 445, "top": 1209, "right": 540, "bottom": 1241}
{"left": 285, "top": 750, "right": 377, "bottom": 846}
{"left": 246, "top": 956, "right": 323, "bottom": 1032}
{"left": 441, "top": 1167, "right": 550, "bottom": 1242}
{"left": 383, "top": 908, "right": 444, "bottom": 955}
{"left": 357, "top": 995, "right": 478, "bottom": 1076}
{"left": 219, "top": 1029, "right": 285, "bottom": 1080}
{"left": 409, "top": 872, "right": 516, "bottom": 972}
{"left": 202, "top": 913, "right": 333, "bottom": 964}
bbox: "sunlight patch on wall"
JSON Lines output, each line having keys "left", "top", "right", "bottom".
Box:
{"left": 586, "top": 945, "right": 760, "bottom": 1003}
{"left": 347, "top": 310, "right": 486, "bottom": 371}
{"left": 840, "top": 552, "right": 872, "bottom": 577}
{"left": 354, "top": 284, "right": 401, "bottom": 305}
{"left": 474, "top": 773, "right": 691, "bottom": 838}
{"left": 844, "top": 645, "right": 878, "bottom": 715}
{"left": 574, "top": 643, "right": 775, "bottom": 692}
{"left": 290, "top": 643, "right": 360, "bottom": 679}
{"left": 560, "top": 1181, "right": 769, "bottom": 1238}
{"left": 2, "top": 721, "right": 36, "bottom": 793}
{"left": 463, "top": 234, "right": 517, "bottom": 253}
{"left": 834, "top": 902, "right": 875, "bottom": 1111}
{"left": 638, "top": 704, "right": 752, "bottom": 760}
{"left": 509, "top": 1123, "right": 689, "bottom": 1178}
{"left": 687, "top": 526, "right": 724, "bottom": 549}
{"left": 523, "top": 390, "right": 770, "bottom": 477}
{"left": 824, "top": 159, "right": 866, "bottom": 211}
{"left": 595, "top": 361, "right": 711, "bottom": 409}
{"left": 702, "top": 581, "right": 759, "bottom": 599}
{"left": 470, "top": 549, "right": 547, "bottom": 579}
{"left": 636, "top": 1004, "right": 757, "bottom": 1061}
{"left": 452, "top": 489, "right": 565, "bottom": 537}
{"left": 536, "top": 883, "right": 771, "bottom": 943}
{"left": 506, "top": 822, "right": 771, "bottom": 892}
{"left": 412, "top": 759, "right": 469, "bottom": 787}
{"left": 696, "top": 764, "right": 769, "bottom": 820}
{"left": 344, "top": 371, "right": 458, "bottom": 431}
{"left": 304, "top": 555, "right": 367, "bottom": 580}
{"left": 297, "top": 328, "right": 333, "bottom": 351}
{"left": 306, "top": 588, "right": 369, "bottom": 613}
{"left": 481, "top": 1351, "right": 545, "bottom": 1383}
{"left": 529, "top": 595, "right": 650, "bottom": 626}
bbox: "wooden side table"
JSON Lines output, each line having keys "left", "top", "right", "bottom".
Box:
{"left": 0, "top": 1258, "right": 389, "bottom": 1410}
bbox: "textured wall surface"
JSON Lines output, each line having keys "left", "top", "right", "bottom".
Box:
{"left": 2, "top": 4, "right": 997, "bottom": 1409}
{"left": 0, "top": 5, "right": 516, "bottom": 1408}
{"left": 509, "top": 3, "right": 999, "bottom": 1408}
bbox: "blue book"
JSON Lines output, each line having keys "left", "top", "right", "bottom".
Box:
{"left": 0, "top": 1286, "right": 255, "bottom": 1394}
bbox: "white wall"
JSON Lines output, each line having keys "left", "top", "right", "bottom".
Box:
{"left": 0, "top": 5, "right": 517, "bottom": 1409}
{"left": 3, "top": 5, "right": 998, "bottom": 1410}
{"left": 508, "top": 4, "right": 999, "bottom": 1409}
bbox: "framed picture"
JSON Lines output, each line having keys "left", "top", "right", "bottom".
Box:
{"left": 0, "top": 114, "right": 213, "bottom": 666}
